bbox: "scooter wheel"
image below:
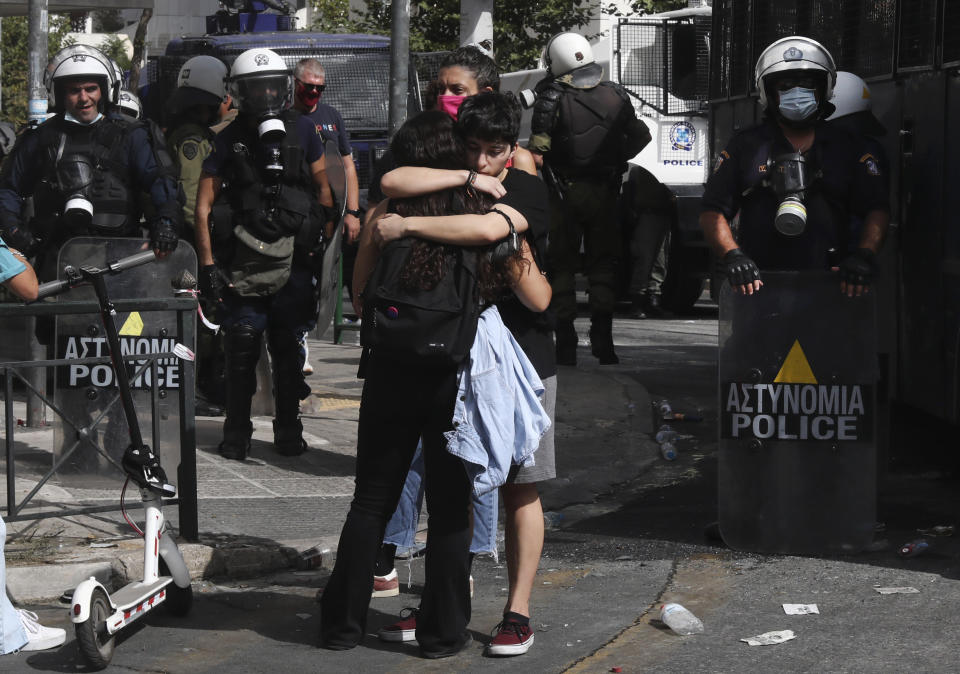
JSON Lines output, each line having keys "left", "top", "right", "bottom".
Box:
{"left": 75, "top": 587, "right": 115, "bottom": 670}
{"left": 160, "top": 557, "right": 193, "bottom": 616}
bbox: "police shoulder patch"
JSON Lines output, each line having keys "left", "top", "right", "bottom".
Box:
{"left": 181, "top": 141, "right": 199, "bottom": 161}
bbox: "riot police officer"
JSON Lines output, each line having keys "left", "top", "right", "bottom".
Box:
{"left": 194, "top": 48, "right": 333, "bottom": 461}
{"left": 528, "top": 32, "right": 651, "bottom": 366}
{"left": 0, "top": 45, "right": 182, "bottom": 270}
{"left": 701, "top": 37, "right": 889, "bottom": 298}
{"left": 167, "top": 55, "right": 230, "bottom": 235}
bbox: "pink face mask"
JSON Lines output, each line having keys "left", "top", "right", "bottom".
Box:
{"left": 437, "top": 94, "right": 466, "bottom": 120}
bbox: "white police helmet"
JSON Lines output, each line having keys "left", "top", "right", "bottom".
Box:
{"left": 177, "top": 55, "right": 228, "bottom": 107}
{"left": 117, "top": 90, "right": 142, "bottom": 119}
{"left": 225, "top": 48, "right": 292, "bottom": 116}
{"left": 827, "top": 71, "right": 871, "bottom": 119}
{"left": 754, "top": 36, "right": 837, "bottom": 110}
{"left": 44, "top": 44, "right": 121, "bottom": 110}
{"left": 544, "top": 32, "right": 595, "bottom": 76}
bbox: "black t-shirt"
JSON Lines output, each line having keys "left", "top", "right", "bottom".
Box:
{"left": 701, "top": 118, "right": 888, "bottom": 270}
{"left": 495, "top": 168, "right": 556, "bottom": 379}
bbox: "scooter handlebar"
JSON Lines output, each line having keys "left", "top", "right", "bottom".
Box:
{"left": 110, "top": 249, "right": 158, "bottom": 274}
{"left": 35, "top": 278, "right": 71, "bottom": 301}
{"left": 33, "top": 249, "right": 158, "bottom": 301}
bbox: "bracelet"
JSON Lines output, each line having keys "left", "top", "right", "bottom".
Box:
{"left": 345, "top": 208, "right": 362, "bottom": 218}
{"left": 466, "top": 169, "right": 477, "bottom": 187}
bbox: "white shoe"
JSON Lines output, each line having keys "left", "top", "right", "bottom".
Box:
{"left": 18, "top": 609, "right": 66, "bottom": 652}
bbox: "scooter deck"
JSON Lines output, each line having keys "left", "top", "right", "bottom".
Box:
{"left": 106, "top": 577, "right": 173, "bottom": 634}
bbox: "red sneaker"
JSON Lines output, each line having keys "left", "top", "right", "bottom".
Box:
{"left": 372, "top": 568, "right": 399, "bottom": 597}
{"left": 378, "top": 607, "right": 418, "bottom": 642}
{"left": 486, "top": 618, "right": 534, "bottom": 656}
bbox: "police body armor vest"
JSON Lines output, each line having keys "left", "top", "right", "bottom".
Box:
{"left": 551, "top": 82, "right": 632, "bottom": 178}
{"left": 35, "top": 116, "right": 138, "bottom": 235}
{"left": 217, "top": 116, "right": 318, "bottom": 245}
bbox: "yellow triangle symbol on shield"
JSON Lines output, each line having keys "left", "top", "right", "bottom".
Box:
{"left": 774, "top": 339, "right": 817, "bottom": 384}
{"left": 119, "top": 311, "right": 144, "bottom": 336}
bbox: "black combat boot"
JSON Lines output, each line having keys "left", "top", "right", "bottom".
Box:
{"left": 219, "top": 326, "right": 261, "bottom": 460}
{"left": 644, "top": 294, "right": 672, "bottom": 319}
{"left": 555, "top": 320, "right": 578, "bottom": 366}
{"left": 270, "top": 331, "right": 310, "bottom": 456}
{"left": 589, "top": 313, "right": 619, "bottom": 364}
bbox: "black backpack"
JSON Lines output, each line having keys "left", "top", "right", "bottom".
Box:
{"left": 360, "top": 238, "right": 481, "bottom": 367}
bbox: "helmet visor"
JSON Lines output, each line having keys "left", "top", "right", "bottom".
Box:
{"left": 234, "top": 73, "right": 291, "bottom": 116}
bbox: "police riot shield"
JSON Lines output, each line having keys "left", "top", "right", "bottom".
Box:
{"left": 315, "top": 139, "right": 345, "bottom": 339}
{"left": 718, "top": 271, "right": 877, "bottom": 554}
{"left": 52, "top": 237, "right": 197, "bottom": 488}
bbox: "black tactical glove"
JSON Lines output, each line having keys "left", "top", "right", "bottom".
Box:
{"left": 0, "top": 220, "right": 38, "bottom": 258}
{"left": 839, "top": 247, "right": 878, "bottom": 287}
{"left": 199, "top": 263, "right": 226, "bottom": 303}
{"left": 720, "top": 248, "right": 761, "bottom": 287}
{"left": 149, "top": 217, "right": 179, "bottom": 254}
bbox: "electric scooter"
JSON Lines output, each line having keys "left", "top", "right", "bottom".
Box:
{"left": 36, "top": 250, "right": 193, "bottom": 670}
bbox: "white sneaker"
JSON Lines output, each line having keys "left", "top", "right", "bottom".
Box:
{"left": 18, "top": 609, "right": 66, "bottom": 652}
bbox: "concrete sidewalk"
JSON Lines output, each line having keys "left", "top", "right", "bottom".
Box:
{"left": 2, "top": 327, "right": 657, "bottom": 602}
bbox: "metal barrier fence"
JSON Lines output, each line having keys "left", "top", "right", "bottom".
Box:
{"left": 617, "top": 18, "right": 711, "bottom": 117}
{"left": 709, "top": 0, "right": 954, "bottom": 99}
{"left": 0, "top": 297, "right": 198, "bottom": 541}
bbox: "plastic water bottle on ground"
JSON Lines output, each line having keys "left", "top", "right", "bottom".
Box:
{"left": 655, "top": 424, "right": 677, "bottom": 444}
{"left": 660, "top": 603, "right": 703, "bottom": 635}
{"left": 660, "top": 442, "right": 677, "bottom": 461}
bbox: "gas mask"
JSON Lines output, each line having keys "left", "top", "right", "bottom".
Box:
{"left": 237, "top": 74, "right": 292, "bottom": 143}
{"left": 768, "top": 152, "right": 809, "bottom": 236}
{"left": 56, "top": 153, "right": 95, "bottom": 229}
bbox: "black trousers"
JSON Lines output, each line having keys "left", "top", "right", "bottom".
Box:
{"left": 320, "top": 356, "right": 472, "bottom": 654}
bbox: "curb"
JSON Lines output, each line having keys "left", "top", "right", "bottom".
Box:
{"left": 8, "top": 536, "right": 307, "bottom": 603}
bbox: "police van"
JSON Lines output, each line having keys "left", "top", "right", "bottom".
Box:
{"left": 148, "top": 30, "right": 405, "bottom": 207}
{"left": 501, "top": 5, "right": 713, "bottom": 312}
{"left": 708, "top": 0, "right": 960, "bottom": 429}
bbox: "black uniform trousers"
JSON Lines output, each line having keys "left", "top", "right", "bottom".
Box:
{"left": 320, "top": 354, "right": 472, "bottom": 654}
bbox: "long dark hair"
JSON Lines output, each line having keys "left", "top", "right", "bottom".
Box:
{"left": 389, "top": 110, "right": 516, "bottom": 300}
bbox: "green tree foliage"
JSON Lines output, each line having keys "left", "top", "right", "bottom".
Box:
{"left": 0, "top": 15, "right": 74, "bottom": 125}
{"left": 310, "top": 0, "right": 594, "bottom": 71}
{"left": 98, "top": 34, "right": 132, "bottom": 72}
{"left": 608, "top": 0, "right": 688, "bottom": 14}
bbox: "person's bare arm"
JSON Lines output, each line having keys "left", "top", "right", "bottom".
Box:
{"left": 4, "top": 248, "right": 38, "bottom": 301}
{"left": 509, "top": 238, "right": 551, "bottom": 312}
{"left": 342, "top": 153, "right": 362, "bottom": 243}
{"left": 352, "top": 200, "right": 389, "bottom": 315}
{"left": 701, "top": 209, "right": 762, "bottom": 295}
{"left": 311, "top": 156, "right": 336, "bottom": 239}
{"left": 372, "top": 202, "right": 529, "bottom": 248}
{"left": 194, "top": 173, "right": 222, "bottom": 267}
{"left": 380, "top": 166, "right": 505, "bottom": 200}
{"left": 511, "top": 147, "right": 538, "bottom": 176}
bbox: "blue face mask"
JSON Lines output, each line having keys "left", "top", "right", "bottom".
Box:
{"left": 64, "top": 111, "right": 103, "bottom": 126}
{"left": 778, "top": 86, "right": 818, "bottom": 122}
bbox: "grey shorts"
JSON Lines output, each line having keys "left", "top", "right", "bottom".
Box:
{"left": 507, "top": 374, "right": 557, "bottom": 484}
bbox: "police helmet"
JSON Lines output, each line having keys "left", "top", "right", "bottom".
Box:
{"left": 44, "top": 44, "right": 121, "bottom": 111}
{"left": 176, "top": 55, "right": 228, "bottom": 109}
{"left": 225, "top": 48, "right": 292, "bottom": 117}
{"left": 543, "top": 32, "right": 595, "bottom": 77}
{"left": 117, "top": 90, "right": 142, "bottom": 119}
{"left": 754, "top": 36, "right": 837, "bottom": 112}
{"left": 827, "top": 71, "right": 886, "bottom": 136}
